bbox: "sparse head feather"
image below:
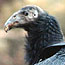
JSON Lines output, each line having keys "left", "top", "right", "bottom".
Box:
{"left": 4, "top": 5, "right": 48, "bottom": 32}
{"left": 21, "top": 5, "right": 48, "bottom": 15}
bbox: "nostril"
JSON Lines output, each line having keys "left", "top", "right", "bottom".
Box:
{"left": 14, "top": 15, "right": 16, "bottom": 17}
{"left": 13, "top": 15, "right": 16, "bottom": 19}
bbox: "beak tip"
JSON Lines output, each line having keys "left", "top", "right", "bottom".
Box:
{"left": 4, "top": 26, "right": 9, "bottom": 33}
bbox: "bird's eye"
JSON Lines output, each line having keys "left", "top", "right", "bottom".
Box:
{"left": 34, "top": 14, "right": 36, "bottom": 16}
{"left": 33, "top": 13, "right": 38, "bottom": 18}
{"left": 22, "top": 11, "right": 28, "bottom": 16}
{"left": 25, "top": 12, "right": 28, "bottom": 16}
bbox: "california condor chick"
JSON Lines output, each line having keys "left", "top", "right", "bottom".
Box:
{"left": 4, "top": 5, "right": 64, "bottom": 65}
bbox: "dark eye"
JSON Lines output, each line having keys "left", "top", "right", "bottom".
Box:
{"left": 22, "top": 11, "right": 28, "bottom": 16}
{"left": 25, "top": 12, "right": 28, "bottom": 16}
{"left": 34, "top": 14, "right": 36, "bottom": 16}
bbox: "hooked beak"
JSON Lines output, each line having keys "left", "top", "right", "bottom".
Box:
{"left": 4, "top": 21, "right": 19, "bottom": 32}
{"left": 4, "top": 11, "right": 21, "bottom": 32}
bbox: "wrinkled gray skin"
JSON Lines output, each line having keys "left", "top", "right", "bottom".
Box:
{"left": 4, "top": 5, "right": 47, "bottom": 31}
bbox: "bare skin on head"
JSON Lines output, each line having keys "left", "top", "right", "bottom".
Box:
{"left": 4, "top": 5, "right": 46, "bottom": 32}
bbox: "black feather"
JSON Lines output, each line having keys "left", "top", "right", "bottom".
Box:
{"left": 24, "top": 14, "right": 63, "bottom": 65}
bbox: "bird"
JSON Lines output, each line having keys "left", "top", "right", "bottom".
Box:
{"left": 4, "top": 5, "right": 65, "bottom": 65}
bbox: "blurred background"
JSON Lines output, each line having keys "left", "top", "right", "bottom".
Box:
{"left": 0, "top": 0, "right": 65, "bottom": 65}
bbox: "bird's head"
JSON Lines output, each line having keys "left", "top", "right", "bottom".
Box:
{"left": 4, "top": 5, "right": 47, "bottom": 32}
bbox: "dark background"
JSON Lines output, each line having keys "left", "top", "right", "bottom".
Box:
{"left": 0, "top": 0, "right": 65, "bottom": 65}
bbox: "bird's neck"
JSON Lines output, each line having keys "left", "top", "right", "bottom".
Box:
{"left": 25, "top": 16, "right": 63, "bottom": 65}
{"left": 27, "top": 21, "right": 63, "bottom": 47}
